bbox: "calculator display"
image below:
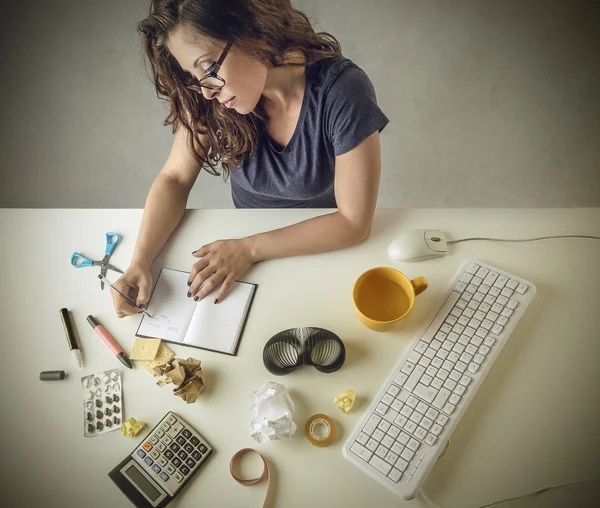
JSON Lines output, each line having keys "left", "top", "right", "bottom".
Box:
{"left": 125, "top": 465, "right": 161, "bottom": 502}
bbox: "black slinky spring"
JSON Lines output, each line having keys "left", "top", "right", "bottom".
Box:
{"left": 263, "top": 327, "right": 345, "bottom": 375}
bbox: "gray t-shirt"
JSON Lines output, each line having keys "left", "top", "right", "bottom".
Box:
{"left": 229, "top": 56, "right": 389, "bottom": 208}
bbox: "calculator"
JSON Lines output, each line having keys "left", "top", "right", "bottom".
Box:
{"left": 109, "top": 412, "right": 213, "bottom": 507}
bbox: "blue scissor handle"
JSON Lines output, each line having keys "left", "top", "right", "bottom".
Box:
{"left": 71, "top": 252, "right": 95, "bottom": 267}
{"left": 105, "top": 232, "right": 121, "bottom": 255}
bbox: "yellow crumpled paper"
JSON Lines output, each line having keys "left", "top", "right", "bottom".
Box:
{"left": 122, "top": 417, "right": 146, "bottom": 437}
{"left": 153, "top": 357, "right": 206, "bottom": 404}
{"left": 334, "top": 390, "right": 356, "bottom": 413}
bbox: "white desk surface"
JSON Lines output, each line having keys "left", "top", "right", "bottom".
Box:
{"left": 1, "top": 208, "right": 599, "bottom": 508}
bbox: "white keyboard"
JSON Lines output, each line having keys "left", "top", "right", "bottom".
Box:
{"left": 342, "top": 260, "right": 536, "bottom": 500}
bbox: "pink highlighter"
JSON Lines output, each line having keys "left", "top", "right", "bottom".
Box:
{"left": 87, "top": 315, "right": 133, "bottom": 369}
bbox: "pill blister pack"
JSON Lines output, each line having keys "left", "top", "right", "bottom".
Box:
{"left": 81, "top": 369, "right": 123, "bottom": 437}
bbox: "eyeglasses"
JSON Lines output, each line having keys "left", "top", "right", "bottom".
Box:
{"left": 185, "top": 40, "right": 233, "bottom": 93}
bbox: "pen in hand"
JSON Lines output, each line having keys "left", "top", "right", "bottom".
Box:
{"left": 98, "top": 274, "right": 153, "bottom": 318}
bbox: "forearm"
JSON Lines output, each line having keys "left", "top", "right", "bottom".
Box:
{"left": 246, "top": 211, "right": 370, "bottom": 262}
{"left": 131, "top": 173, "right": 190, "bottom": 269}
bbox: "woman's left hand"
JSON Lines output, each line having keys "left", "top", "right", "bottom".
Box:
{"left": 188, "top": 238, "right": 254, "bottom": 303}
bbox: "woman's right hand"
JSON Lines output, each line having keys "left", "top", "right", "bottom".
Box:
{"left": 111, "top": 263, "right": 152, "bottom": 318}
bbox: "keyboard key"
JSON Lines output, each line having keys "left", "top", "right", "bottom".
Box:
{"left": 400, "top": 448, "right": 415, "bottom": 462}
{"left": 387, "top": 425, "right": 400, "bottom": 439}
{"left": 378, "top": 419, "right": 391, "bottom": 432}
{"left": 415, "top": 341, "right": 428, "bottom": 354}
{"left": 466, "top": 264, "right": 479, "bottom": 275}
{"left": 392, "top": 399, "right": 403, "bottom": 412}
{"left": 407, "top": 438, "right": 421, "bottom": 451}
{"left": 468, "top": 363, "right": 480, "bottom": 374}
{"left": 475, "top": 327, "right": 488, "bottom": 339}
{"left": 449, "top": 393, "right": 461, "bottom": 405}
{"left": 466, "top": 283, "right": 478, "bottom": 294}
{"left": 449, "top": 369, "right": 461, "bottom": 381}
{"left": 432, "top": 388, "right": 451, "bottom": 409}
{"left": 501, "top": 308, "right": 514, "bottom": 319}
{"left": 507, "top": 299, "right": 519, "bottom": 310}
{"left": 364, "top": 415, "right": 382, "bottom": 435}
{"left": 389, "top": 468, "right": 403, "bottom": 483}
{"left": 401, "top": 362, "right": 415, "bottom": 375}
{"left": 481, "top": 319, "right": 494, "bottom": 330}
{"left": 445, "top": 315, "right": 457, "bottom": 326}
{"left": 467, "top": 300, "right": 479, "bottom": 310}
{"left": 400, "top": 405, "right": 413, "bottom": 418}
{"left": 497, "top": 316, "right": 508, "bottom": 327}
{"left": 404, "top": 421, "right": 417, "bottom": 434}
{"left": 486, "top": 311, "right": 499, "bottom": 322}
{"left": 492, "top": 324, "right": 504, "bottom": 335}
{"left": 418, "top": 356, "right": 432, "bottom": 368}
{"left": 425, "top": 433, "right": 437, "bottom": 446}
{"left": 375, "top": 444, "right": 388, "bottom": 458}
{"left": 479, "top": 345, "right": 490, "bottom": 356}
{"left": 420, "top": 374, "right": 433, "bottom": 386}
{"left": 454, "top": 385, "right": 466, "bottom": 396}
{"left": 473, "top": 353, "right": 485, "bottom": 364}
{"left": 392, "top": 441, "right": 403, "bottom": 455}
{"left": 373, "top": 429, "right": 385, "bottom": 442}
{"left": 394, "top": 415, "right": 408, "bottom": 428}
{"left": 479, "top": 284, "right": 491, "bottom": 294}
{"left": 463, "top": 308, "right": 475, "bottom": 318}
{"left": 470, "top": 336, "right": 483, "bottom": 347}
{"left": 479, "top": 303, "right": 491, "bottom": 313}
{"left": 382, "top": 435, "right": 395, "bottom": 449}
{"left": 443, "top": 378, "right": 457, "bottom": 391}
{"left": 457, "top": 316, "right": 470, "bottom": 327}
{"left": 431, "top": 377, "right": 444, "bottom": 390}
{"left": 430, "top": 424, "right": 443, "bottom": 436}
{"left": 459, "top": 375, "right": 472, "bottom": 386}
{"left": 493, "top": 275, "right": 508, "bottom": 288}
{"left": 455, "top": 299, "right": 467, "bottom": 310}
{"left": 488, "top": 287, "right": 501, "bottom": 297}
{"left": 366, "top": 439, "right": 378, "bottom": 452}
{"left": 409, "top": 411, "right": 423, "bottom": 425}
{"left": 501, "top": 288, "right": 513, "bottom": 298}
{"left": 407, "top": 396, "right": 419, "bottom": 408}
{"left": 424, "top": 348, "right": 436, "bottom": 360}
{"left": 414, "top": 426, "right": 427, "bottom": 440}
{"left": 472, "top": 292, "right": 484, "bottom": 303}
{"left": 516, "top": 283, "right": 528, "bottom": 295}
{"left": 443, "top": 403, "right": 455, "bottom": 415}
{"left": 357, "top": 432, "right": 369, "bottom": 445}
{"left": 464, "top": 327, "right": 476, "bottom": 338}
{"left": 496, "top": 296, "right": 509, "bottom": 306}
{"left": 483, "top": 295, "right": 495, "bottom": 305}
{"left": 394, "top": 372, "right": 409, "bottom": 386}
{"left": 466, "top": 344, "right": 478, "bottom": 355}
{"left": 398, "top": 431, "right": 410, "bottom": 445}
{"left": 404, "top": 364, "right": 426, "bottom": 391}
{"left": 448, "top": 352, "right": 460, "bottom": 364}
{"left": 426, "top": 407, "right": 439, "bottom": 420}
{"left": 431, "top": 357, "right": 443, "bottom": 369}
{"left": 440, "top": 323, "right": 453, "bottom": 334}
{"left": 453, "top": 343, "right": 465, "bottom": 354}
{"left": 369, "top": 455, "right": 392, "bottom": 475}
{"left": 483, "top": 272, "right": 498, "bottom": 287}
{"left": 436, "top": 414, "right": 449, "bottom": 426}
{"left": 491, "top": 303, "right": 504, "bottom": 314}
{"left": 414, "top": 383, "right": 437, "bottom": 404}
{"left": 382, "top": 393, "right": 395, "bottom": 405}
{"left": 455, "top": 361, "right": 467, "bottom": 373}
{"left": 430, "top": 339, "right": 442, "bottom": 351}
{"left": 385, "top": 451, "right": 399, "bottom": 465}
{"left": 375, "top": 403, "right": 388, "bottom": 416}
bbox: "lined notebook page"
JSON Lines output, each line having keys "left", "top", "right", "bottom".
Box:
{"left": 183, "top": 281, "right": 255, "bottom": 353}
{"left": 136, "top": 269, "right": 196, "bottom": 343}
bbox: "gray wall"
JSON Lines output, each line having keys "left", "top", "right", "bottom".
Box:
{"left": 1, "top": 0, "right": 599, "bottom": 208}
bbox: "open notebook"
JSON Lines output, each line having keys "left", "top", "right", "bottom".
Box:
{"left": 136, "top": 268, "right": 257, "bottom": 356}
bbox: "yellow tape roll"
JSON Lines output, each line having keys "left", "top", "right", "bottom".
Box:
{"left": 305, "top": 414, "right": 335, "bottom": 447}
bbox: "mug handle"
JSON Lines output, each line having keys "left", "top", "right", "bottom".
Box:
{"left": 411, "top": 277, "right": 428, "bottom": 296}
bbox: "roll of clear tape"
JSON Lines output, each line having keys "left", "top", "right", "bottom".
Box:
{"left": 305, "top": 413, "right": 335, "bottom": 447}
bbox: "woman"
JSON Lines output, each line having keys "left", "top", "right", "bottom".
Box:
{"left": 112, "top": 0, "right": 389, "bottom": 317}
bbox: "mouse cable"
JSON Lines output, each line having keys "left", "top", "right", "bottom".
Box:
{"left": 447, "top": 234, "right": 600, "bottom": 244}
{"left": 419, "top": 477, "right": 600, "bottom": 508}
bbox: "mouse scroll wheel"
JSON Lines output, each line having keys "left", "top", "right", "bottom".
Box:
{"left": 431, "top": 237, "right": 441, "bottom": 242}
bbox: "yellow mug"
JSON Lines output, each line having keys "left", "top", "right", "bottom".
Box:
{"left": 353, "top": 267, "right": 428, "bottom": 331}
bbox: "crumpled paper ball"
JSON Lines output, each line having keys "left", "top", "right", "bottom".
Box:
{"left": 334, "top": 390, "right": 356, "bottom": 413}
{"left": 249, "top": 381, "right": 297, "bottom": 443}
{"left": 154, "top": 357, "right": 205, "bottom": 404}
{"left": 122, "top": 417, "right": 146, "bottom": 437}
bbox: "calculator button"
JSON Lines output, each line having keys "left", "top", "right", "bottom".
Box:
{"left": 167, "top": 415, "right": 177, "bottom": 425}
{"left": 169, "top": 443, "right": 180, "bottom": 453}
{"left": 173, "top": 472, "right": 183, "bottom": 483}
{"left": 172, "top": 458, "right": 181, "bottom": 467}
{"left": 180, "top": 465, "right": 190, "bottom": 476}
{"left": 159, "top": 472, "right": 169, "bottom": 482}
{"left": 190, "top": 436, "right": 200, "bottom": 446}
{"left": 160, "top": 422, "right": 171, "bottom": 432}
{"left": 155, "top": 429, "right": 165, "bottom": 438}
{"left": 184, "top": 443, "right": 194, "bottom": 454}
{"left": 149, "top": 436, "right": 159, "bottom": 445}
{"left": 182, "top": 429, "right": 192, "bottom": 439}
{"left": 157, "top": 442, "right": 166, "bottom": 452}
{"left": 143, "top": 442, "right": 153, "bottom": 452}
{"left": 164, "top": 450, "right": 174, "bottom": 460}
{"left": 158, "top": 457, "right": 167, "bottom": 467}
{"left": 168, "top": 422, "right": 184, "bottom": 438}
{"left": 166, "top": 465, "right": 175, "bottom": 475}
{"left": 144, "top": 457, "right": 153, "bottom": 466}
{"left": 150, "top": 450, "right": 160, "bottom": 460}
{"left": 163, "top": 435, "right": 173, "bottom": 445}
{"left": 178, "top": 451, "right": 188, "bottom": 461}
{"left": 192, "top": 451, "right": 202, "bottom": 461}
{"left": 176, "top": 436, "right": 186, "bottom": 446}
{"left": 185, "top": 458, "right": 195, "bottom": 469}
{"left": 151, "top": 464, "right": 161, "bottom": 474}
{"left": 198, "top": 444, "right": 208, "bottom": 453}
{"left": 136, "top": 449, "right": 146, "bottom": 459}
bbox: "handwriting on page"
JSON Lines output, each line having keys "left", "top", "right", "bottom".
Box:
{"left": 137, "top": 269, "right": 196, "bottom": 343}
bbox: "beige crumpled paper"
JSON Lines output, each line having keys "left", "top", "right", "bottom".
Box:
{"left": 153, "top": 357, "right": 205, "bottom": 404}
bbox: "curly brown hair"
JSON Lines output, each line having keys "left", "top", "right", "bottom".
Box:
{"left": 137, "top": 0, "right": 342, "bottom": 179}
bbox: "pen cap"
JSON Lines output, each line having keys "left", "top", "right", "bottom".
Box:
{"left": 40, "top": 371, "right": 66, "bottom": 381}
{"left": 87, "top": 315, "right": 100, "bottom": 328}
{"left": 59, "top": 308, "right": 78, "bottom": 350}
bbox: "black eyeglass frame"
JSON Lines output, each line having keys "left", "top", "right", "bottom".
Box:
{"left": 185, "top": 40, "right": 234, "bottom": 93}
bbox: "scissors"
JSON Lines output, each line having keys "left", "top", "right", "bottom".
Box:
{"left": 71, "top": 232, "right": 124, "bottom": 289}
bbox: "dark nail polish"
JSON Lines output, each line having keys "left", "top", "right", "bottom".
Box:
{"left": 187, "top": 280, "right": 191, "bottom": 286}
{"left": 214, "top": 298, "right": 219, "bottom": 304}
{"left": 193, "top": 296, "right": 198, "bottom": 301}
{"left": 187, "top": 292, "right": 191, "bottom": 297}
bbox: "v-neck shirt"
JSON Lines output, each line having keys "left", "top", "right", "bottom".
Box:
{"left": 229, "top": 55, "right": 389, "bottom": 208}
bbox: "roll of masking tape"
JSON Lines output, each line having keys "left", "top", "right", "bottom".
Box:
{"left": 305, "top": 414, "right": 335, "bottom": 447}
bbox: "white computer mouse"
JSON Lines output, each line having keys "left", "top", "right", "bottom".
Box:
{"left": 388, "top": 229, "right": 448, "bottom": 262}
